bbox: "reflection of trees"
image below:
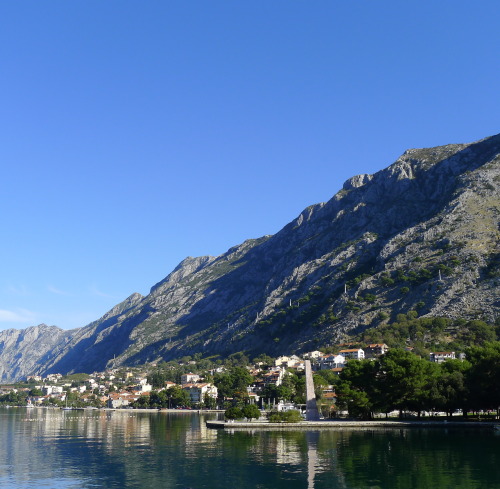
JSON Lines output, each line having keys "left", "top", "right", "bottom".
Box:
{"left": 199, "top": 430, "right": 310, "bottom": 489}
{"left": 334, "top": 429, "right": 500, "bottom": 489}
{"left": 2, "top": 409, "right": 499, "bottom": 489}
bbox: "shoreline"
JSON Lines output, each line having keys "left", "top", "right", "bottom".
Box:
{"left": 206, "top": 419, "right": 500, "bottom": 431}
{"left": 5, "top": 406, "right": 499, "bottom": 430}
{"left": 0, "top": 405, "right": 223, "bottom": 414}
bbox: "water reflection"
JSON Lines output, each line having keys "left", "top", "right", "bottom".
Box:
{"left": 1, "top": 408, "right": 499, "bottom": 489}
{"left": 306, "top": 431, "right": 318, "bottom": 489}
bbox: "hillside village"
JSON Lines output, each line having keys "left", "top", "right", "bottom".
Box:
{"left": 0, "top": 342, "right": 466, "bottom": 415}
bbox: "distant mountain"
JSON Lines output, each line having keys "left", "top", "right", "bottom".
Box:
{"left": 1, "top": 134, "right": 499, "bottom": 381}
{"left": 0, "top": 324, "right": 72, "bottom": 381}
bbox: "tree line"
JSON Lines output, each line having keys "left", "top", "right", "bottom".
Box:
{"left": 335, "top": 342, "right": 500, "bottom": 419}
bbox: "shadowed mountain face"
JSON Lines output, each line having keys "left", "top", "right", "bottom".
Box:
{"left": 1, "top": 134, "right": 499, "bottom": 381}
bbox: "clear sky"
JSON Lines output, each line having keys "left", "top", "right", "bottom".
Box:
{"left": 0, "top": 1, "right": 498, "bottom": 331}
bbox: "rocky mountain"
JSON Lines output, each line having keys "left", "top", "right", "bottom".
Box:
{"left": 1, "top": 134, "right": 499, "bottom": 381}
{"left": 0, "top": 324, "right": 73, "bottom": 381}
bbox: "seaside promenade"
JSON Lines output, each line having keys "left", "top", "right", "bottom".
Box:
{"left": 206, "top": 419, "right": 499, "bottom": 430}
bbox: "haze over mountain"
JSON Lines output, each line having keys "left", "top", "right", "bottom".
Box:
{"left": 1, "top": 134, "right": 499, "bottom": 382}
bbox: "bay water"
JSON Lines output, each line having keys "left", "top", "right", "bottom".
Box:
{"left": 0, "top": 407, "right": 498, "bottom": 488}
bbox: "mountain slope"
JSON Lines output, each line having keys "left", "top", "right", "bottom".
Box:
{"left": 0, "top": 324, "right": 73, "bottom": 381}
{"left": 1, "top": 134, "right": 499, "bottom": 381}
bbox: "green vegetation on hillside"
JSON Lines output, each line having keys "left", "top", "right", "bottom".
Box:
{"left": 353, "top": 315, "right": 499, "bottom": 356}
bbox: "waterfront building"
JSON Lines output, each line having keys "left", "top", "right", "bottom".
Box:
{"left": 181, "top": 383, "right": 218, "bottom": 404}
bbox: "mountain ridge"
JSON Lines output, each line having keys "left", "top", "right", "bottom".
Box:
{"left": 1, "top": 133, "right": 498, "bottom": 381}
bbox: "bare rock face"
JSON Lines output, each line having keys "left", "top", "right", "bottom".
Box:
{"left": 0, "top": 324, "right": 71, "bottom": 381}
{"left": 343, "top": 173, "right": 373, "bottom": 190}
{"left": 1, "top": 134, "right": 499, "bottom": 380}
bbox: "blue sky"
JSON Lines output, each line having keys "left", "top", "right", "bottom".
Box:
{"left": 1, "top": 1, "right": 498, "bottom": 331}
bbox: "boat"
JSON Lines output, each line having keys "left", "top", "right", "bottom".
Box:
{"left": 62, "top": 397, "right": 72, "bottom": 410}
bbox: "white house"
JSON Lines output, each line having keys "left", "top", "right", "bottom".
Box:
{"left": 138, "top": 383, "right": 152, "bottom": 393}
{"left": 363, "top": 343, "right": 389, "bottom": 358}
{"left": 43, "top": 374, "right": 62, "bottom": 382}
{"left": 45, "top": 385, "right": 64, "bottom": 395}
{"left": 107, "top": 391, "right": 138, "bottom": 409}
{"left": 182, "top": 383, "right": 218, "bottom": 404}
{"left": 318, "top": 354, "right": 346, "bottom": 370}
{"left": 260, "top": 367, "right": 286, "bottom": 386}
{"left": 339, "top": 349, "right": 365, "bottom": 360}
{"left": 276, "top": 401, "right": 299, "bottom": 412}
{"left": 303, "top": 351, "right": 324, "bottom": 360}
{"left": 275, "top": 355, "right": 301, "bottom": 368}
{"left": 430, "top": 352, "right": 456, "bottom": 363}
{"left": 181, "top": 373, "right": 201, "bottom": 385}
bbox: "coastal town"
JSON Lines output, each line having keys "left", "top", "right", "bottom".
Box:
{"left": 0, "top": 343, "right": 384, "bottom": 408}
{"left": 1, "top": 342, "right": 476, "bottom": 418}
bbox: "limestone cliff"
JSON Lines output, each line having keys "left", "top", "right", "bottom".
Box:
{"left": 0, "top": 324, "right": 72, "bottom": 381}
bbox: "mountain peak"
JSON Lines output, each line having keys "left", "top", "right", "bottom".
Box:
{"left": 150, "top": 255, "right": 215, "bottom": 294}
{"left": 343, "top": 173, "right": 373, "bottom": 190}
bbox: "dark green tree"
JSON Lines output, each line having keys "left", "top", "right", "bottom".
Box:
{"left": 435, "top": 359, "right": 471, "bottom": 416}
{"left": 377, "top": 349, "right": 431, "bottom": 417}
{"left": 224, "top": 406, "right": 243, "bottom": 420}
{"left": 465, "top": 342, "right": 500, "bottom": 414}
{"left": 336, "top": 359, "right": 379, "bottom": 418}
{"left": 203, "top": 393, "right": 217, "bottom": 409}
{"left": 226, "top": 352, "right": 250, "bottom": 367}
{"left": 166, "top": 386, "right": 192, "bottom": 408}
{"left": 241, "top": 404, "right": 261, "bottom": 420}
{"left": 148, "top": 371, "right": 168, "bottom": 389}
{"left": 133, "top": 394, "right": 150, "bottom": 408}
{"left": 149, "top": 390, "right": 168, "bottom": 408}
{"left": 460, "top": 320, "right": 496, "bottom": 346}
{"left": 252, "top": 354, "right": 274, "bottom": 368}
{"left": 214, "top": 367, "right": 253, "bottom": 400}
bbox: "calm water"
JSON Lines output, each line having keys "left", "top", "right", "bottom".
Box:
{"left": 0, "top": 407, "right": 498, "bottom": 489}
